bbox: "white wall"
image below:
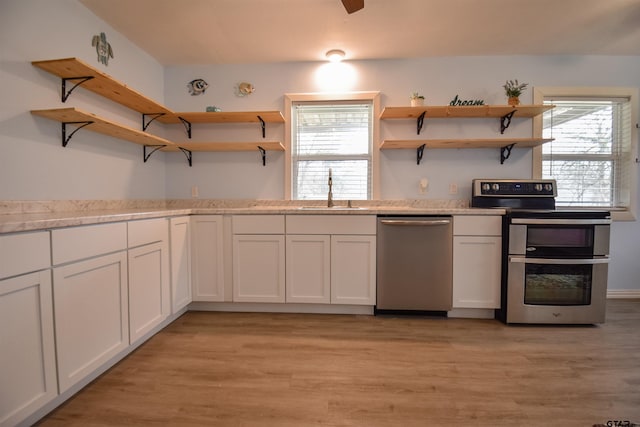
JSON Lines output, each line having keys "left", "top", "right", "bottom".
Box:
{"left": 163, "top": 56, "right": 640, "bottom": 200}
{"left": 0, "top": 0, "right": 167, "bottom": 200}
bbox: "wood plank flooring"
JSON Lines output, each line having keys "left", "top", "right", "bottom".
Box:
{"left": 37, "top": 300, "right": 640, "bottom": 426}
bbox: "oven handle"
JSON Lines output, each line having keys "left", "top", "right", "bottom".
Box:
{"left": 511, "top": 218, "right": 611, "bottom": 225}
{"left": 509, "top": 256, "right": 610, "bottom": 265}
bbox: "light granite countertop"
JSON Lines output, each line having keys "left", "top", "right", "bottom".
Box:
{"left": 0, "top": 199, "right": 506, "bottom": 234}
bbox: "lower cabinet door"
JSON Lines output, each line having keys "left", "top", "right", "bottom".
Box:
{"left": 53, "top": 252, "right": 129, "bottom": 393}
{"left": 0, "top": 271, "right": 57, "bottom": 427}
{"left": 330, "top": 235, "right": 376, "bottom": 305}
{"left": 452, "top": 235, "right": 502, "bottom": 308}
{"left": 191, "top": 215, "right": 225, "bottom": 302}
{"left": 286, "top": 235, "right": 331, "bottom": 303}
{"left": 170, "top": 217, "right": 192, "bottom": 312}
{"left": 233, "top": 234, "right": 285, "bottom": 303}
{"left": 128, "top": 242, "right": 170, "bottom": 344}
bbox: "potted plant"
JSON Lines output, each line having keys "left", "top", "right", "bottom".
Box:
{"left": 503, "top": 80, "right": 528, "bottom": 105}
{"left": 410, "top": 92, "right": 425, "bottom": 107}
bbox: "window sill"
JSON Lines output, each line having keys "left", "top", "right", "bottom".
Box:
{"left": 611, "top": 210, "right": 636, "bottom": 222}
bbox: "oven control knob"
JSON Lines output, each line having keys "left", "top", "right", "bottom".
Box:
{"left": 544, "top": 183, "right": 553, "bottom": 192}
{"left": 491, "top": 183, "right": 500, "bottom": 192}
{"left": 534, "top": 184, "right": 543, "bottom": 192}
{"left": 481, "top": 183, "right": 490, "bottom": 192}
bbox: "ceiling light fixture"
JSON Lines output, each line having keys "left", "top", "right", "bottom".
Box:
{"left": 326, "top": 49, "right": 346, "bottom": 62}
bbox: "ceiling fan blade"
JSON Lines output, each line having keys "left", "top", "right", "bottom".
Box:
{"left": 341, "top": 0, "right": 364, "bottom": 14}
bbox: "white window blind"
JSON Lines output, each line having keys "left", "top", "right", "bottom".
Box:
{"left": 542, "top": 98, "right": 632, "bottom": 208}
{"left": 292, "top": 102, "right": 372, "bottom": 200}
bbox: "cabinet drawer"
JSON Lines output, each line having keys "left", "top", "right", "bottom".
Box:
{"left": 232, "top": 215, "right": 284, "bottom": 234}
{"left": 128, "top": 218, "right": 168, "bottom": 248}
{"left": 52, "top": 222, "right": 127, "bottom": 265}
{"left": 0, "top": 231, "right": 51, "bottom": 279}
{"left": 453, "top": 215, "right": 502, "bottom": 236}
{"left": 286, "top": 215, "right": 376, "bottom": 235}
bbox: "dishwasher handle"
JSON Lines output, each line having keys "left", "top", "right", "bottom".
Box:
{"left": 380, "top": 219, "right": 451, "bottom": 226}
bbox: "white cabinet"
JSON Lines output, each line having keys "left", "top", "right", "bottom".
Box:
{"left": 0, "top": 231, "right": 50, "bottom": 279}
{"left": 51, "top": 223, "right": 129, "bottom": 393}
{"left": 452, "top": 216, "right": 502, "bottom": 309}
{"left": 53, "top": 251, "right": 129, "bottom": 393}
{"left": 0, "top": 231, "right": 56, "bottom": 427}
{"left": 285, "top": 215, "right": 377, "bottom": 305}
{"left": 286, "top": 235, "right": 331, "bottom": 303}
{"left": 169, "top": 216, "right": 192, "bottom": 312}
{"left": 51, "top": 222, "right": 127, "bottom": 265}
{"left": 232, "top": 215, "right": 285, "bottom": 303}
{"left": 191, "top": 215, "right": 225, "bottom": 302}
{"left": 330, "top": 235, "right": 377, "bottom": 305}
{"left": 127, "top": 218, "right": 170, "bottom": 344}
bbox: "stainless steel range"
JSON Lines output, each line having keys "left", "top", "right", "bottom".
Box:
{"left": 471, "top": 179, "right": 611, "bottom": 324}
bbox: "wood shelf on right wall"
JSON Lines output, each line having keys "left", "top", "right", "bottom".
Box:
{"left": 378, "top": 103, "right": 555, "bottom": 164}
{"left": 380, "top": 138, "right": 553, "bottom": 150}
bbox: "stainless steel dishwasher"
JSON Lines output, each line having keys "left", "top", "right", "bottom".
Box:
{"left": 376, "top": 216, "right": 453, "bottom": 314}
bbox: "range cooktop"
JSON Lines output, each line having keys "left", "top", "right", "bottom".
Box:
{"left": 471, "top": 179, "right": 610, "bottom": 219}
{"left": 471, "top": 179, "right": 557, "bottom": 210}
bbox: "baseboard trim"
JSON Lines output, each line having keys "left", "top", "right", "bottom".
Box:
{"left": 607, "top": 289, "right": 640, "bottom": 299}
{"left": 188, "top": 301, "right": 374, "bottom": 315}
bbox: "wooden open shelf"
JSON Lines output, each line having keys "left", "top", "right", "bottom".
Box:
{"left": 157, "top": 111, "right": 285, "bottom": 124}
{"left": 380, "top": 138, "right": 553, "bottom": 150}
{"left": 378, "top": 103, "right": 555, "bottom": 164}
{"left": 30, "top": 107, "right": 176, "bottom": 147}
{"left": 161, "top": 142, "right": 284, "bottom": 152}
{"left": 32, "top": 57, "right": 284, "bottom": 132}
{"left": 380, "top": 137, "right": 554, "bottom": 165}
{"left": 30, "top": 107, "right": 283, "bottom": 166}
{"left": 379, "top": 105, "right": 554, "bottom": 120}
{"left": 32, "top": 58, "right": 173, "bottom": 115}
{"left": 31, "top": 58, "right": 286, "bottom": 165}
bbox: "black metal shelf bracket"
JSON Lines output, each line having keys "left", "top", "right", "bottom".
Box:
{"left": 257, "top": 115, "right": 266, "bottom": 138}
{"left": 416, "top": 143, "right": 426, "bottom": 165}
{"left": 258, "top": 145, "right": 266, "bottom": 166}
{"left": 500, "top": 110, "right": 517, "bottom": 134}
{"left": 178, "top": 116, "right": 192, "bottom": 139}
{"left": 142, "top": 113, "right": 166, "bottom": 132}
{"left": 143, "top": 144, "right": 167, "bottom": 163}
{"left": 178, "top": 147, "right": 193, "bottom": 167}
{"left": 500, "top": 143, "right": 516, "bottom": 164}
{"left": 146, "top": 145, "right": 192, "bottom": 166}
{"left": 416, "top": 111, "right": 427, "bottom": 135}
{"left": 61, "top": 76, "right": 95, "bottom": 102}
{"left": 61, "top": 121, "right": 94, "bottom": 147}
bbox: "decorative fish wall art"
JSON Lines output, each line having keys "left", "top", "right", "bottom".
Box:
{"left": 236, "top": 82, "right": 255, "bottom": 97}
{"left": 188, "top": 79, "right": 209, "bottom": 96}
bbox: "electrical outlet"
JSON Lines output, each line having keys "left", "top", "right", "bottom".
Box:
{"left": 449, "top": 183, "right": 458, "bottom": 195}
{"left": 419, "top": 178, "right": 429, "bottom": 194}
{"left": 191, "top": 185, "right": 199, "bottom": 198}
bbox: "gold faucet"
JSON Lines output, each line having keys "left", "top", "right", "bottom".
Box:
{"left": 327, "top": 168, "right": 334, "bottom": 208}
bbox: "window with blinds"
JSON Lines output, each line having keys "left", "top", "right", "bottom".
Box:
{"left": 292, "top": 101, "right": 373, "bottom": 200}
{"left": 542, "top": 98, "right": 633, "bottom": 208}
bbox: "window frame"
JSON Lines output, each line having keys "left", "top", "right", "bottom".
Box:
{"left": 532, "top": 87, "right": 638, "bottom": 221}
{"left": 284, "top": 92, "right": 380, "bottom": 200}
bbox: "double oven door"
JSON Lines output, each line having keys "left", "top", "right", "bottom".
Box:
{"left": 503, "top": 216, "right": 610, "bottom": 324}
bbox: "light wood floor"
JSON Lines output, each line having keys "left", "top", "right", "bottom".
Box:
{"left": 37, "top": 300, "right": 640, "bottom": 427}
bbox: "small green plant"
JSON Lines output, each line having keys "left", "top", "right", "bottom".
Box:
{"left": 410, "top": 92, "right": 425, "bottom": 100}
{"left": 503, "top": 80, "right": 528, "bottom": 97}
